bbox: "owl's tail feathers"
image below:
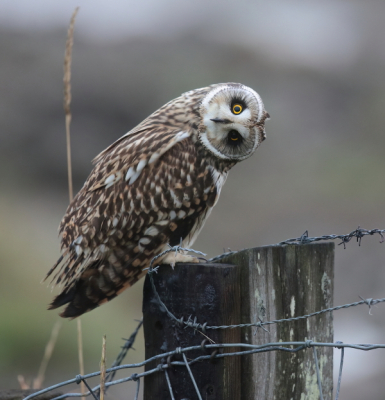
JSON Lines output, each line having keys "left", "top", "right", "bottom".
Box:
{"left": 48, "top": 261, "right": 140, "bottom": 318}
{"left": 48, "top": 284, "right": 82, "bottom": 317}
{"left": 48, "top": 278, "right": 101, "bottom": 319}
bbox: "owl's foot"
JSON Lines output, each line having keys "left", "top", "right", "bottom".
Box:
{"left": 162, "top": 252, "right": 201, "bottom": 269}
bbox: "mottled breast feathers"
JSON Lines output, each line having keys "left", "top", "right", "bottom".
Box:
{"left": 45, "top": 82, "right": 268, "bottom": 318}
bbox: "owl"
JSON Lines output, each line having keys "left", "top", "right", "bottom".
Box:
{"left": 45, "top": 82, "right": 269, "bottom": 318}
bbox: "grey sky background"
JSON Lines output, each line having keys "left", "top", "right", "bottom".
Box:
{"left": 0, "top": 0, "right": 377, "bottom": 69}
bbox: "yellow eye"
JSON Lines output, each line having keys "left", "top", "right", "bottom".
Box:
{"left": 232, "top": 104, "right": 243, "bottom": 114}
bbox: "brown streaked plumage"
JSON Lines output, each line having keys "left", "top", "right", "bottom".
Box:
{"left": 45, "top": 83, "right": 269, "bottom": 318}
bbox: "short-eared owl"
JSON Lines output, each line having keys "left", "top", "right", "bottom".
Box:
{"left": 46, "top": 83, "right": 269, "bottom": 318}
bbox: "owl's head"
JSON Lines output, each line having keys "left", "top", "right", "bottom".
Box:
{"left": 198, "top": 83, "right": 269, "bottom": 161}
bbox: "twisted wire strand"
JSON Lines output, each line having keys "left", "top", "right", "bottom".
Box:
{"left": 210, "top": 226, "right": 385, "bottom": 263}
{"left": 148, "top": 248, "right": 384, "bottom": 331}
{"left": 24, "top": 341, "right": 385, "bottom": 400}
{"left": 23, "top": 229, "right": 385, "bottom": 400}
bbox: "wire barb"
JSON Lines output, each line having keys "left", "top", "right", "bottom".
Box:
{"left": 149, "top": 258, "right": 385, "bottom": 331}
{"left": 359, "top": 296, "right": 374, "bottom": 315}
{"left": 277, "top": 227, "right": 385, "bottom": 248}
{"left": 209, "top": 227, "right": 385, "bottom": 263}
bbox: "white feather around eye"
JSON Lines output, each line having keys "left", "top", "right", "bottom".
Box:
{"left": 241, "top": 85, "right": 264, "bottom": 122}
{"left": 201, "top": 84, "right": 229, "bottom": 110}
{"left": 199, "top": 84, "right": 266, "bottom": 160}
{"left": 199, "top": 133, "right": 230, "bottom": 159}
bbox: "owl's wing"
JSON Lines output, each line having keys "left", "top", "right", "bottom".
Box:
{"left": 48, "top": 126, "right": 192, "bottom": 274}
{"left": 45, "top": 127, "right": 219, "bottom": 318}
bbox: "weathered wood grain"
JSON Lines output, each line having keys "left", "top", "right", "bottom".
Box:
{"left": 142, "top": 242, "right": 334, "bottom": 399}
{"left": 143, "top": 263, "right": 241, "bottom": 400}
{"left": 220, "top": 243, "right": 334, "bottom": 400}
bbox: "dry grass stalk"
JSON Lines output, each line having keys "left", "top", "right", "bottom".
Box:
{"left": 18, "top": 375, "right": 30, "bottom": 390}
{"left": 64, "top": 7, "right": 86, "bottom": 400}
{"left": 30, "top": 9, "right": 80, "bottom": 385}
{"left": 100, "top": 335, "right": 107, "bottom": 400}
{"left": 32, "top": 320, "right": 62, "bottom": 389}
{"left": 77, "top": 318, "right": 86, "bottom": 400}
{"left": 64, "top": 6, "right": 79, "bottom": 203}
{"left": 28, "top": 8, "right": 80, "bottom": 390}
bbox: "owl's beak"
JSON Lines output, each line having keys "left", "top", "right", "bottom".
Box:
{"left": 210, "top": 118, "right": 231, "bottom": 124}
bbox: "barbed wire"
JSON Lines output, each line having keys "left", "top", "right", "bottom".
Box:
{"left": 210, "top": 226, "right": 385, "bottom": 262}
{"left": 278, "top": 227, "right": 385, "bottom": 247}
{"left": 24, "top": 286, "right": 385, "bottom": 400}
{"left": 23, "top": 229, "right": 385, "bottom": 400}
{"left": 147, "top": 245, "right": 384, "bottom": 333}
{"left": 23, "top": 340, "right": 385, "bottom": 400}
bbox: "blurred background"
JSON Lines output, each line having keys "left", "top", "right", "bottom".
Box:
{"left": 1, "top": 0, "right": 385, "bottom": 398}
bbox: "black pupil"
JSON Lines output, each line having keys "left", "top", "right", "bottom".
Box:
{"left": 228, "top": 130, "right": 240, "bottom": 141}
{"left": 234, "top": 105, "right": 241, "bottom": 113}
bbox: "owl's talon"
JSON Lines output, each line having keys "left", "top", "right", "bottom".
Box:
{"left": 162, "top": 252, "right": 200, "bottom": 266}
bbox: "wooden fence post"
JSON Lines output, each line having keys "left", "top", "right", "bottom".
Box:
{"left": 143, "top": 242, "right": 334, "bottom": 400}
{"left": 143, "top": 263, "right": 241, "bottom": 399}
{"left": 220, "top": 242, "right": 334, "bottom": 400}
